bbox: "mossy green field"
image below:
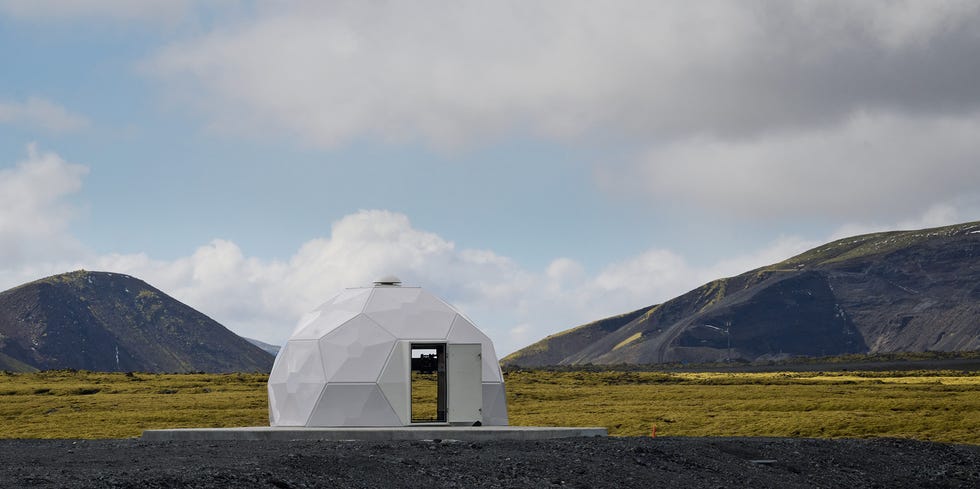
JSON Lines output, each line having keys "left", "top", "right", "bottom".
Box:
{"left": 505, "top": 370, "right": 980, "bottom": 444}
{"left": 0, "top": 371, "right": 269, "bottom": 438}
{"left": 1, "top": 369, "right": 978, "bottom": 443}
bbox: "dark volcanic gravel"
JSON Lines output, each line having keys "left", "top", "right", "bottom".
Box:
{"left": 2, "top": 437, "right": 978, "bottom": 488}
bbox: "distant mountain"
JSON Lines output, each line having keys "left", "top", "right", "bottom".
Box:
{"left": 0, "top": 271, "right": 274, "bottom": 373}
{"left": 245, "top": 337, "right": 281, "bottom": 356}
{"left": 504, "top": 222, "right": 980, "bottom": 367}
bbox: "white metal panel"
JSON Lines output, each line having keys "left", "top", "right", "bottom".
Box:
{"left": 291, "top": 288, "right": 373, "bottom": 339}
{"left": 447, "top": 343, "right": 483, "bottom": 424}
{"left": 267, "top": 351, "right": 286, "bottom": 425}
{"left": 481, "top": 382, "right": 509, "bottom": 426}
{"left": 378, "top": 341, "right": 411, "bottom": 425}
{"left": 268, "top": 340, "right": 326, "bottom": 426}
{"left": 318, "top": 315, "right": 396, "bottom": 383}
{"left": 363, "top": 287, "right": 456, "bottom": 338}
{"left": 308, "top": 384, "right": 401, "bottom": 427}
{"left": 447, "top": 315, "right": 504, "bottom": 382}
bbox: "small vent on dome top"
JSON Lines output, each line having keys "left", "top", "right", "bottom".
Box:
{"left": 373, "top": 275, "right": 402, "bottom": 287}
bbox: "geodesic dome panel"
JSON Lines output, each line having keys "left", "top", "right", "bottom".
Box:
{"left": 307, "top": 384, "right": 401, "bottom": 426}
{"left": 363, "top": 287, "right": 457, "bottom": 338}
{"left": 447, "top": 315, "right": 504, "bottom": 383}
{"left": 378, "top": 342, "right": 411, "bottom": 424}
{"left": 291, "top": 287, "right": 372, "bottom": 340}
{"left": 482, "top": 383, "right": 509, "bottom": 426}
{"left": 268, "top": 340, "right": 325, "bottom": 426}
{"left": 318, "top": 315, "right": 396, "bottom": 383}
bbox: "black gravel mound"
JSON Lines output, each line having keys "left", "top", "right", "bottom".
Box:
{"left": 2, "top": 437, "right": 978, "bottom": 488}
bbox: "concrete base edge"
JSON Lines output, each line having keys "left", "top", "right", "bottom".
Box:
{"left": 141, "top": 426, "right": 608, "bottom": 441}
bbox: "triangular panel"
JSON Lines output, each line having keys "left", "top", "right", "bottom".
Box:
{"left": 267, "top": 345, "right": 288, "bottom": 383}
{"left": 308, "top": 384, "right": 401, "bottom": 426}
{"left": 318, "top": 315, "right": 396, "bottom": 383}
{"left": 448, "top": 315, "right": 504, "bottom": 382}
{"left": 378, "top": 341, "right": 410, "bottom": 424}
{"left": 268, "top": 340, "right": 326, "bottom": 426}
{"left": 363, "top": 287, "right": 456, "bottom": 339}
{"left": 481, "top": 382, "right": 509, "bottom": 426}
{"left": 267, "top": 384, "right": 279, "bottom": 425}
{"left": 291, "top": 288, "right": 373, "bottom": 340}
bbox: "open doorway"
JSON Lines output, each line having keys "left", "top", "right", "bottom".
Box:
{"left": 410, "top": 343, "right": 446, "bottom": 423}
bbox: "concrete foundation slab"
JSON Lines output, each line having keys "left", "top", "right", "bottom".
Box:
{"left": 141, "top": 426, "right": 607, "bottom": 442}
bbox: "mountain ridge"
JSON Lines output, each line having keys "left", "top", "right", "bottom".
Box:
{"left": 0, "top": 270, "right": 274, "bottom": 373}
{"left": 504, "top": 221, "right": 980, "bottom": 367}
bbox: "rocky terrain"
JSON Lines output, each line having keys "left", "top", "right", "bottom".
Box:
{"left": 505, "top": 221, "right": 980, "bottom": 367}
{"left": 0, "top": 270, "right": 273, "bottom": 373}
{"left": 0, "top": 437, "right": 977, "bottom": 488}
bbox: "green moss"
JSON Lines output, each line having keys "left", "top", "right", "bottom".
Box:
{"left": 613, "top": 332, "right": 643, "bottom": 351}
{"left": 136, "top": 289, "right": 157, "bottom": 300}
{"left": 769, "top": 221, "right": 980, "bottom": 270}
{"left": 1, "top": 369, "right": 978, "bottom": 443}
{"left": 635, "top": 304, "right": 662, "bottom": 323}
{"left": 696, "top": 280, "right": 728, "bottom": 313}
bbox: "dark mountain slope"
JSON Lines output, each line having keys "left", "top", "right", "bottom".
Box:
{"left": 504, "top": 221, "right": 980, "bottom": 366}
{"left": 508, "top": 305, "right": 655, "bottom": 366}
{"left": 0, "top": 271, "right": 273, "bottom": 373}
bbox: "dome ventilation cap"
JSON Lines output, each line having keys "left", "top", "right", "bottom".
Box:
{"left": 373, "top": 275, "right": 402, "bottom": 287}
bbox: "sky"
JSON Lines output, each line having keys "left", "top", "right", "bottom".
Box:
{"left": 2, "top": 1, "right": 979, "bottom": 355}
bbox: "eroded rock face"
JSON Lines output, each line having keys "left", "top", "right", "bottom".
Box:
{"left": 505, "top": 221, "right": 980, "bottom": 366}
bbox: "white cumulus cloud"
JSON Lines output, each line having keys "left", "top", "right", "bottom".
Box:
{"left": 0, "top": 157, "right": 820, "bottom": 357}
{"left": 0, "top": 144, "right": 88, "bottom": 268}
{"left": 1, "top": 147, "right": 971, "bottom": 356}
{"left": 89, "top": 206, "right": 980, "bottom": 355}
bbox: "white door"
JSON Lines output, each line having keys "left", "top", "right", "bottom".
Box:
{"left": 447, "top": 343, "right": 482, "bottom": 424}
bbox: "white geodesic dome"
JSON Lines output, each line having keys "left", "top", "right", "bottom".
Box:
{"left": 268, "top": 281, "right": 508, "bottom": 427}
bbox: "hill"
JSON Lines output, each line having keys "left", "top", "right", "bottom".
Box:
{"left": 504, "top": 221, "right": 980, "bottom": 366}
{"left": 245, "top": 337, "right": 281, "bottom": 356}
{"left": 0, "top": 270, "right": 274, "bottom": 373}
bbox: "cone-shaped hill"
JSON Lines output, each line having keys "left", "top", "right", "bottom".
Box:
{"left": 0, "top": 270, "right": 273, "bottom": 373}
{"left": 504, "top": 221, "right": 980, "bottom": 367}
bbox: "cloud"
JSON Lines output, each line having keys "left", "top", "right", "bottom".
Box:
{"left": 59, "top": 211, "right": 529, "bottom": 355}
{"left": 0, "top": 97, "right": 90, "bottom": 132}
{"left": 0, "top": 147, "right": 968, "bottom": 357}
{"left": 139, "top": 1, "right": 980, "bottom": 226}
{"left": 612, "top": 111, "right": 980, "bottom": 220}
{"left": 0, "top": 144, "right": 957, "bottom": 354}
{"left": 144, "top": 1, "right": 980, "bottom": 148}
{"left": 542, "top": 235, "right": 818, "bottom": 329}
{"left": 0, "top": 163, "right": 816, "bottom": 357}
{"left": 829, "top": 204, "right": 967, "bottom": 241}
{"left": 111, "top": 211, "right": 814, "bottom": 356}
{"left": 0, "top": 144, "right": 88, "bottom": 268}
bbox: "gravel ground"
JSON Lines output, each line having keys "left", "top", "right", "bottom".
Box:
{"left": 2, "top": 437, "right": 978, "bottom": 488}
